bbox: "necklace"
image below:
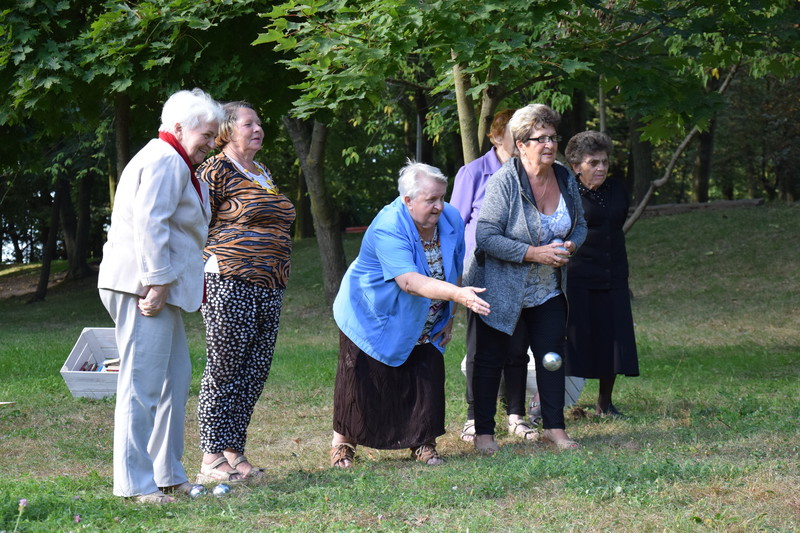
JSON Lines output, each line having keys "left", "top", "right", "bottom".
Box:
{"left": 420, "top": 226, "right": 438, "bottom": 244}
{"left": 533, "top": 175, "right": 550, "bottom": 205}
{"left": 227, "top": 153, "right": 278, "bottom": 194}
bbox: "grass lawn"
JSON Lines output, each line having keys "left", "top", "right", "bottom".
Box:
{"left": 0, "top": 204, "right": 798, "bottom": 532}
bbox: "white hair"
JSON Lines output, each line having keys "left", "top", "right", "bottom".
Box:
{"left": 158, "top": 88, "right": 224, "bottom": 133}
{"left": 397, "top": 159, "right": 448, "bottom": 199}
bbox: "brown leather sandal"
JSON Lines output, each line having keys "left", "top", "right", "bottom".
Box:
{"left": 330, "top": 443, "right": 356, "bottom": 468}
{"left": 411, "top": 442, "right": 444, "bottom": 465}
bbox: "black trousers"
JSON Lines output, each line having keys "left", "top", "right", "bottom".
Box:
{"left": 464, "top": 310, "right": 529, "bottom": 419}
{"left": 473, "top": 295, "right": 567, "bottom": 434}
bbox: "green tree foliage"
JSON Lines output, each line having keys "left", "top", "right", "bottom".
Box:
{"left": 258, "top": 0, "right": 800, "bottom": 173}
{"left": 1, "top": 0, "right": 798, "bottom": 275}
{"left": 0, "top": 1, "right": 291, "bottom": 279}
{"left": 714, "top": 74, "right": 800, "bottom": 202}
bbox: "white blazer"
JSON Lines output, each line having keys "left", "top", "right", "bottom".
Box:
{"left": 98, "top": 138, "right": 211, "bottom": 313}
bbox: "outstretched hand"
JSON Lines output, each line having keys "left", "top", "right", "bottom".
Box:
{"left": 460, "top": 286, "right": 490, "bottom": 316}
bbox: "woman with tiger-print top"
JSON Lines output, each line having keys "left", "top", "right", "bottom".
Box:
{"left": 195, "top": 101, "right": 295, "bottom": 484}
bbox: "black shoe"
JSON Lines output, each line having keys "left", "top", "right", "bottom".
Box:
{"left": 596, "top": 403, "right": 625, "bottom": 418}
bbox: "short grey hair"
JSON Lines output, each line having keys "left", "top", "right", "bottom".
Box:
{"left": 159, "top": 88, "right": 225, "bottom": 133}
{"left": 565, "top": 131, "right": 612, "bottom": 166}
{"left": 397, "top": 159, "right": 448, "bottom": 199}
{"left": 508, "top": 104, "right": 561, "bottom": 155}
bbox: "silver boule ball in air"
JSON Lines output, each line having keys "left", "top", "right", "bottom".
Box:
{"left": 542, "top": 352, "right": 562, "bottom": 371}
{"left": 212, "top": 483, "right": 231, "bottom": 497}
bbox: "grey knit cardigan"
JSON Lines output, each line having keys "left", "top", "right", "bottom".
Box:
{"left": 463, "top": 158, "right": 587, "bottom": 335}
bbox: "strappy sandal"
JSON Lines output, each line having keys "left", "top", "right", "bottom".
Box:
{"left": 460, "top": 419, "right": 476, "bottom": 442}
{"left": 508, "top": 419, "right": 540, "bottom": 441}
{"left": 135, "top": 490, "right": 175, "bottom": 505}
{"left": 230, "top": 455, "right": 266, "bottom": 481}
{"left": 529, "top": 399, "right": 542, "bottom": 425}
{"left": 330, "top": 443, "right": 356, "bottom": 468}
{"left": 196, "top": 456, "right": 243, "bottom": 484}
{"left": 411, "top": 442, "right": 444, "bottom": 465}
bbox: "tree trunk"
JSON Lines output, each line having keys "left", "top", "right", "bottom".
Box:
{"left": 57, "top": 173, "right": 93, "bottom": 279}
{"left": 57, "top": 174, "right": 77, "bottom": 270}
{"left": 112, "top": 93, "right": 131, "bottom": 208}
{"left": 73, "top": 172, "right": 94, "bottom": 277}
{"left": 31, "top": 184, "right": 62, "bottom": 303}
{"left": 629, "top": 115, "right": 654, "bottom": 205}
{"left": 452, "top": 55, "right": 480, "bottom": 165}
{"left": 293, "top": 163, "right": 314, "bottom": 240}
{"left": 414, "top": 89, "right": 434, "bottom": 164}
{"left": 598, "top": 82, "right": 607, "bottom": 133}
{"left": 8, "top": 226, "right": 24, "bottom": 263}
{"left": 560, "top": 89, "right": 586, "bottom": 143}
{"left": 476, "top": 66, "right": 500, "bottom": 155}
{"left": 624, "top": 125, "right": 700, "bottom": 233}
{"left": 282, "top": 116, "right": 347, "bottom": 306}
{"left": 691, "top": 119, "right": 716, "bottom": 203}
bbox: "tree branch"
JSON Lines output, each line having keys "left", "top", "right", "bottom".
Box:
{"left": 623, "top": 62, "right": 739, "bottom": 233}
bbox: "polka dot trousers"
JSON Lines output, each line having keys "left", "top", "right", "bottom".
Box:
{"left": 198, "top": 274, "right": 284, "bottom": 454}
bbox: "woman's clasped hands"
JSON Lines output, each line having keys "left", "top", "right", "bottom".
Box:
{"left": 528, "top": 240, "right": 575, "bottom": 268}
{"left": 138, "top": 285, "right": 169, "bottom": 317}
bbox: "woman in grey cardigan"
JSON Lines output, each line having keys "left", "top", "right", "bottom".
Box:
{"left": 464, "top": 104, "right": 587, "bottom": 454}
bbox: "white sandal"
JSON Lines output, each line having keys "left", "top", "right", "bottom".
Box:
{"left": 230, "top": 455, "right": 266, "bottom": 481}
{"left": 529, "top": 399, "right": 542, "bottom": 425}
{"left": 508, "top": 419, "right": 540, "bottom": 441}
{"left": 196, "top": 456, "right": 243, "bottom": 484}
{"left": 460, "top": 419, "right": 476, "bottom": 442}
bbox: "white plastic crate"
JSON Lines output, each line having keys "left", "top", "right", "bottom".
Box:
{"left": 61, "top": 327, "right": 119, "bottom": 399}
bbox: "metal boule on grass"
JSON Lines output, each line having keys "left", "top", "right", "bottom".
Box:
{"left": 189, "top": 485, "right": 207, "bottom": 498}
{"left": 212, "top": 483, "right": 231, "bottom": 497}
{"left": 542, "top": 352, "right": 562, "bottom": 371}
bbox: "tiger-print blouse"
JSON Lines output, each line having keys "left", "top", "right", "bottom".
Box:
{"left": 198, "top": 152, "right": 296, "bottom": 289}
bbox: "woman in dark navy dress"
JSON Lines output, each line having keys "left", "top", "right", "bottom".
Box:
{"left": 564, "top": 131, "right": 639, "bottom": 417}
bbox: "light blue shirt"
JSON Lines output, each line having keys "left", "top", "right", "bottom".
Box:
{"left": 333, "top": 196, "right": 465, "bottom": 367}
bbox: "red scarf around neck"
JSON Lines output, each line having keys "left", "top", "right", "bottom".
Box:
{"left": 158, "top": 131, "right": 203, "bottom": 202}
{"left": 157, "top": 130, "right": 207, "bottom": 305}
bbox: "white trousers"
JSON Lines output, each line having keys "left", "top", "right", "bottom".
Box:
{"left": 100, "top": 289, "right": 191, "bottom": 497}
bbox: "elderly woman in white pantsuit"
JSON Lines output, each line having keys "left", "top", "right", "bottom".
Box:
{"left": 98, "top": 88, "right": 224, "bottom": 504}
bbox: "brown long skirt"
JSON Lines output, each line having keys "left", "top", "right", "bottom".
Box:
{"left": 332, "top": 331, "right": 445, "bottom": 450}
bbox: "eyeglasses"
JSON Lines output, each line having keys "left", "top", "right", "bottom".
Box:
{"left": 582, "top": 158, "right": 609, "bottom": 168}
{"left": 525, "top": 135, "right": 562, "bottom": 144}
